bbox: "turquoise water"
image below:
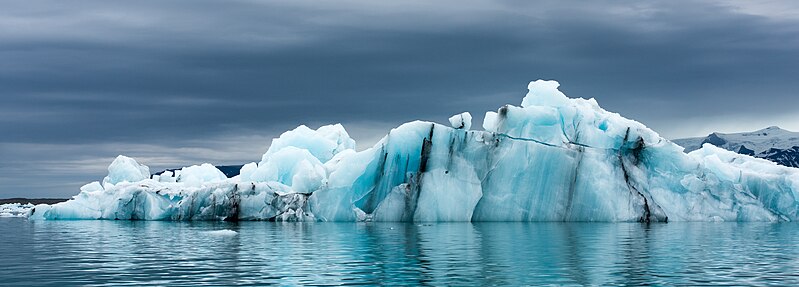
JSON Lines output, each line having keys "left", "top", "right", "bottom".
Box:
{"left": 2, "top": 218, "right": 799, "bottom": 286}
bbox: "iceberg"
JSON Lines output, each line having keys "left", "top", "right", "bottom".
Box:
{"left": 29, "top": 80, "right": 799, "bottom": 222}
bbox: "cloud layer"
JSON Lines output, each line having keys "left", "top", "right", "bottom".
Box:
{"left": 2, "top": 0, "right": 799, "bottom": 197}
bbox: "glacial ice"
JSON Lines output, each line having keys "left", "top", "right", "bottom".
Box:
{"left": 0, "top": 203, "right": 34, "bottom": 217}
{"left": 261, "top": 124, "right": 356, "bottom": 163}
{"left": 103, "top": 155, "right": 150, "bottom": 188}
{"left": 178, "top": 163, "right": 228, "bottom": 186}
{"left": 28, "top": 80, "right": 799, "bottom": 222}
{"left": 448, "top": 112, "right": 472, "bottom": 130}
{"left": 204, "top": 229, "right": 238, "bottom": 236}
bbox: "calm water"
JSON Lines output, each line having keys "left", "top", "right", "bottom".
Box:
{"left": 2, "top": 218, "right": 799, "bottom": 286}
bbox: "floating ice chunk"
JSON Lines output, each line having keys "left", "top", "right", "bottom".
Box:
{"left": 27, "top": 79, "right": 799, "bottom": 223}
{"left": 102, "top": 155, "right": 150, "bottom": 187}
{"left": 448, "top": 112, "right": 472, "bottom": 130}
{"left": 204, "top": 229, "right": 237, "bottom": 236}
{"left": 0, "top": 203, "right": 34, "bottom": 217}
{"left": 177, "top": 163, "right": 227, "bottom": 185}
{"left": 262, "top": 124, "right": 356, "bottom": 163}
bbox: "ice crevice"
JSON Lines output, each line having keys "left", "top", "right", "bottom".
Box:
{"left": 28, "top": 79, "right": 799, "bottom": 222}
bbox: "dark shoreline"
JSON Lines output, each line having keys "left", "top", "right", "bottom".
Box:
{"left": 0, "top": 198, "right": 68, "bottom": 205}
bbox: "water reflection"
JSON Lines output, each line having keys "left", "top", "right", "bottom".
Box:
{"left": 1, "top": 219, "right": 798, "bottom": 286}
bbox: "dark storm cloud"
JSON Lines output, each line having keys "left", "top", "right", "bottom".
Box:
{"left": 2, "top": 0, "right": 799, "bottom": 197}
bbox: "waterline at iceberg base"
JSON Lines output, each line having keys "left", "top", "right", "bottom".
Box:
{"left": 29, "top": 80, "right": 799, "bottom": 222}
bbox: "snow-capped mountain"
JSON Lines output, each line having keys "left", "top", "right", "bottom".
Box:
{"left": 673, "top": 126, "right": 799, "bottom": 168}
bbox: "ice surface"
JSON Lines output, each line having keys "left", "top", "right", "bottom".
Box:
{"left": 103, "top": 155, "right": 150, "bottom": 187}
{"left": 262, "top": 124, "right": 355, "bottom": 163}
{"left": 177, "top": 164, "right": 227, "bottom": 186}
{"left": 448, "top": 112, "right": 472, "bottom": 130}
{"left": 0, "top": 203, "right": 33, "bottom": 217}
{"left": 482, "top": 111, "right": 498, "bottom": 132}
{"left": 204, "top": 229, "right": 238, "bottom": 236}
{"left": 29, "top": 80, "right": 799, "bottom": 222}
{"left": 237, "top": 162, "right": 258, "bottom": 181}
{"left": 251, "top": 147, "right": 327, "bottom": 194}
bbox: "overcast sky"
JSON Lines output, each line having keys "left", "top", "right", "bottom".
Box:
{"left": 2, "top": 0, "right": 798, "bottom": 198}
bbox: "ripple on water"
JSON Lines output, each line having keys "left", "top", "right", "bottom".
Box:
{"left": 1, "top": 219, "right": 799, "bottom": 286}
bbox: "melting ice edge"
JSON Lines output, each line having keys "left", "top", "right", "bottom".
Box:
{"left": 29, "top": 80, "right": 799, "bottom": 222}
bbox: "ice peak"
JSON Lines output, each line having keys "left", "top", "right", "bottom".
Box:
{"left": 262, "top": 124, "right": 356, "bottom": 164}
{"left": 448, "top": 112, "right": 472, "bottom": 130}
{"left": 742, "top": 126, "right": 794, "bottom": 137}
{"left": 103, "top": 155, "right": 150, "bottom": 186}
{"left": 521, "top": 79, "right": 570, "bottom": 108}
{"left": 760, "top": 126, "right": 786, "bottom": 132}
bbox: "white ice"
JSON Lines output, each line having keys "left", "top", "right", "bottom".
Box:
{"left": 204, "top": 229, "right": 238, "bottom": 236}
{"left": 0, "top": 203, "right": 34, "bottom": 217}
{"left": 103, "top": 155, "right": 150, "bottom": 188}
{"left": 448, "top": 112, "right": 472, "bottom": 130}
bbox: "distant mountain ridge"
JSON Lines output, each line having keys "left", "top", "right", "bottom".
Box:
{"left": 673, "top": 126, "right": 799, "bottom": 168}
{"left": 0, "top": 198, "right": 68, "bottom": 205}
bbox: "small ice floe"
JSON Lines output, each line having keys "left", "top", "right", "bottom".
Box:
{"left": 204, "top": 229, "right": 238, "bottom": 236}
{"left": 0, "top": 203, "right": 34, "bottom": 217}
